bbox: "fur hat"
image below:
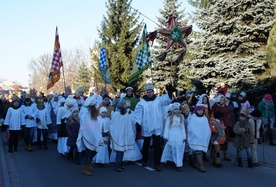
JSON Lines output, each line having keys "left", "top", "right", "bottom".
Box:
{"left": 99, "top": 107, "right": 108, "bottom": 114}
{"left": 239, "top": 91, "right": 246, "bottom": 97}
{"left": 265, "top": 94, "right": 272, "bottom": 100}
{"left": 117, "top": 99, "right": 126, "bottom": 108}
{"left": 145, "top": 83, "right": 154, "bottom": 91}
{"left": 84, "top": 95, "right": 97, "bottom": 107}
{"left": 171, "top": 102, "right": 180, "bottom": 111}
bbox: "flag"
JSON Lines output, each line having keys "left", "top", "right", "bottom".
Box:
{"left": 128, "top": 24, "right": 151, "bottom": 85}
{"left": 99, "top": 39, "right": 111, "bottom": 84}
{"left": 47, "top": 27, "right": 63, "bottom": 90}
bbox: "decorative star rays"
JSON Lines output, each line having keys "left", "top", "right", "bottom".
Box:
{"left": 146, "top": 15, "right": 192, "bottom": 63}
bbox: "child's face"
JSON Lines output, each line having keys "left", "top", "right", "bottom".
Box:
{"left": 184, "top": 110, "right": 190, "bottom": 116}
{"left": 72, "top": 111, "right": 79, "bottom": 118}
{"left": 196, "top": 109, "right": 204, "bottom": 116}
{"left": 173, "top": 108, "right": 180, "bottom": 114}
{"left": 203, "top": 97, "right": 208, "bottom": 104}
{"left": 101, "top": 112, "right": 107, "bottom": 118}
{"left": 13, "top": 101, "right": 19, "bottom": 107}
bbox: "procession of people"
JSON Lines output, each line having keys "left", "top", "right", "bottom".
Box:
{"left": 1, "top": 84, "right": 276, "bottom": 176}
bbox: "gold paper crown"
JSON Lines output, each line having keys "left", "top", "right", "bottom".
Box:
{"left": 145, "top": 83, "right": 154, "bottom": 91}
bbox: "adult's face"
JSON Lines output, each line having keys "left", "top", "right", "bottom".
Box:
{"left": 219, "top": 97, "right": 225, "bottom": 105}
{"left": 146, "top": 90, "right": 154, "bottom": 98}
{"left": 126, "top": 90, "right": 133, "bottom": 96}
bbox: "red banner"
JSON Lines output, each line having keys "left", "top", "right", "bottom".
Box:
{"left": 47, "top": 27, "right": 63, "bottom": 90}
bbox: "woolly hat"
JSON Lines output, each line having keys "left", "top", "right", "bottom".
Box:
{"left": 194, "top": 103, "right": 204, "bottom": 112}
{"left": 265, "top": 94, "right": 272, "bottom": 101}
{"left": 171, "top": 102, "right": 180, "bottom": 111}
{"left": 214, "top": 111, "right": 224, "bottom": 119}
{"left": 240, "top": 108, "right": 248, "bottom": 116}
{"left": 250, "top": 109, "right": 262, "bottom": 118}
{"left": 66, "top": 95, "right": 75, "bottom": 107}
{"left": 99, "top": 107, "right": 108, "bottom": 114}
{"left": 225, "top": 92, "right": 231, "bottom": 99}
{"left": 125, "top": 87, "right": 134, "bottom": 91}
{"left": 239, "top": 91, "right": 246, "bottom": 97}
{"left": 83, "top": 95, "right": 97, "bottom": 107}
{"left": 117, "top": 99, "right": 126, "bottom": 108}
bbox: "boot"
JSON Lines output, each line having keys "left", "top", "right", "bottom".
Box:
{"left": 115, "top": 162, "right": 123, "bottom": 172}
{"left": 87, "top": 160, "right": 93, "bottom": 172}
{"left": 269, "top": 133, "right": 276, "bottom": 146}
{"left": 75, "top": 152, "right": 81, "bottom": 165}
{"left": 213, "top": 152, "right": 223, "bottom": 168}
{"left": 183, "top": 153, "right": 189, "bottom": 164}
{"left": 237, "top": 157, "right": 243, "bottom": 167}
{"left": 82, "top": 164, "right": 92, "bottom": 176}
{"left": 195, "top": 152, "right": 206, "bottom": 172}
{"left": 247, "top": 158, "right": 254, "bottom": 168}
{"left": 202, "top": 152, "right": 209, "bottom": 162}
{"left": 223, "top": 154, "right": 231, "bottom": 161}
{"left": 188, "top": 155, "right": 194, "bottom": 166}
{"left": 27, "top": 145, "right": 32, "bottom": 152}
{"left": 192, "top": 154, "right": 199, "bottom": 169}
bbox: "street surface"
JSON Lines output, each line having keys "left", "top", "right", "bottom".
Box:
{"left": 1, "top": 132, "right": 276, "bottom": 187}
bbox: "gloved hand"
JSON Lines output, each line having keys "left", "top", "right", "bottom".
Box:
{"left": 36, "top": 118, "right": 41, "bottom": 123}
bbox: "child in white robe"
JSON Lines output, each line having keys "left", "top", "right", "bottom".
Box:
{"left": 93, "top": 107, "right": 110, "bottom": 166}
{"left": 109, "top": 99, "right": 136, "bottom": 172}
{"left": 161, "top": 102, "right": 186, "bottom": 172}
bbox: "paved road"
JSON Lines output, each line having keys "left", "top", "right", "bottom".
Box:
{"left": 1, "top": 131, "right": 276, "bottom": 187}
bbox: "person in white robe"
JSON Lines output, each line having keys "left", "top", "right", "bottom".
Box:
{"left": 93, "top": 107, "right": 110, "bottom": 166}
{"left": 56, "top": 96, "right": 74, "bottom": 157}
{"left": 76, "top": 95, "right": 104, "bottom": 176}
{"left": 161, "top": 102, "right": 186, "bottom": 172}
{"left": 188, "top": 104, "right": 211, "bottom": 173}
{"left": 134, "top": 83, "right": 173, "bottom": 171}
{"left": 109, "top": 99, "right": 137, "bottom": 172}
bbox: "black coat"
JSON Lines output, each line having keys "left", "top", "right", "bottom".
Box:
{"left": 66, "top": 117, "right": 80, "bottom": 146}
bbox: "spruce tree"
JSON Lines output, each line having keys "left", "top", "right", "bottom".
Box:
{"left": 73, "top": 62, "right": 91, "bottom": 92}
{"left": 266, "top": 8, "right": 276, "bottom": 78}
{"left": 148, "top": 0, "right": 189, "bottom": 90}
{"left": 103, "top": 0, "right": 142, "bottom": 90}
{"left": 186, "top": 0, "right": 276, "bottom": 92}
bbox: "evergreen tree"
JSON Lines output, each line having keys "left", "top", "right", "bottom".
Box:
{"left": 188, "top": 0, "right": 212, "bottom": 9}
{"left": 103, "top": 0, "right": 142, "bottom": 90}
{"left": 149, "top": 0, "right": 189, "bottom": 90}
{"left": 185, "top": 0, "right": 276, "bottom": 92}
{"left": 266, "top": 8, "right": 276, "bottom": 78}
{"left": 73, "top": 62, "right": 91, "bottom": 92}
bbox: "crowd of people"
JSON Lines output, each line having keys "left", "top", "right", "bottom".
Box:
{"left": 0, "top": 83, "right": 275, "bottom": 175}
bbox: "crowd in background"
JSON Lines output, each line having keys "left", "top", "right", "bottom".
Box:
{"left": 0, "top": 83, "right": 275, "bottom": 175}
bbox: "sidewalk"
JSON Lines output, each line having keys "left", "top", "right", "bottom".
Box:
{"left": 0, "top": 132, "right": 10, "bottom": 187}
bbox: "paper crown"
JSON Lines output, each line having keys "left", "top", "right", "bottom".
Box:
{"left": 145, "top": 83, "right": 154, "bottom": 91}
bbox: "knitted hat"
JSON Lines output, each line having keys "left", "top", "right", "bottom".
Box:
{"left": 240, "top": 108, "right": 248, "bottom": 116}
{"left": 83, "top": 95, "right": 97, "bottom": 107}
{"left": 125, "top": 87, "right": 134, "bottom": 91}
{"left": 99, "top": 107, "right": 108, "bottom": 114}
{"left": 239, "top": 91, "right": 246, "bottom": 97}
{"left": 66, "top": 95, "right": 75, "bottom": 107}
{"left": 171, "top": 102, "right": 180, "bottom": 111}
{"left": 265, "top": 94, "right": 272, "bottom": 101}
{"left": 117, "top": 99, "right": 126, "bottom": 108}
{"left": 194, "top": 103, "right": 204, "bottom": 112}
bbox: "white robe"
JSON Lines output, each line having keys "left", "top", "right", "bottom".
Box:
{"left": 76, "top": 112, "right": 104, "bottom": 152}
{"left": 134, "top": 94, "right": 172, "bottom": 137}
{"left": 188, "top": 113, "right": 211, "bottom": 153}
{"left": 161, "top": 115, "right": 186, "bottom": 167}
{"left": 109, "top": 111, "right": 136, "bottom": 152}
